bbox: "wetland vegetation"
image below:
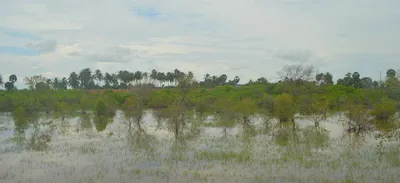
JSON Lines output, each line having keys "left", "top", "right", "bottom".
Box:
{"left": 0, "top": 65, "right": 400, "bottom": 182}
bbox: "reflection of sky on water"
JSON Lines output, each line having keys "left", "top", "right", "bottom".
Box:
{"left": 0, "top": 128, "right": 14, "bottom": 138}
{"left": 0, "top": 111, "right": 398, "bottom": 183}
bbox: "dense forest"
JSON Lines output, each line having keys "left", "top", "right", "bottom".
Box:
{"left": 0, "top": 64, "right": 399, "bottom": 138}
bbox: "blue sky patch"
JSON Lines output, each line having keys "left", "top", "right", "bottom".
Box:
{"left": 132, "top": 7, "right": 162, "bottom": 20}
{"left": 2, "top": 29, "right": 41, "bottom": 40}
{"left": 0, "top": 46, "right": 40, "bottom": 56}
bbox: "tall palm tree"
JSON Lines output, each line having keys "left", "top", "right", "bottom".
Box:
{"left": 104, "top": 72, "right": 113, "bottom": 89}
{"left": 150, "top": 69, "right": 158, "bottom": 85}
{"left": 78, "top": 68, "right": 93, "bottom": 89}
{"left": 0, "top": 74, "right": 3, "bottom": 88}
{"left": 61, "top": 77, "right": 68, "bottom": 89}
{"left": 156, "top": 72, "right": 166, "bottom": 87}
{"left": 52, "top": 77, "right": 60, "bottom": 90}
{"left": 188, "top": 71, "right": 194, "bottom": 80}
{"left": 133, "top": 71, "right": 142, "bottom": 85}
{"left": 111, "top": 73, "right": 119, "bottom": 89}
{"left": 68, "top": 72, "right": 80, "bottom": 89}
{"left": 9, "top": 74, "right": 17, "bottom": 83}
{"left": 204, "top": 73, "right": 210, "bottom": 81}
{"left": 173, "top": 69, "right": 182, "bottom": 86}
{"left": 94, "top": 69, "right": 103, "bottom": 88}
{"left": 142, "top": 72, "right": 149, "bottom": 84}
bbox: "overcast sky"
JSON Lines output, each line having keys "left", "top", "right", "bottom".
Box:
{"left": 1, "top": 0, "right": 399, "bottom": 88}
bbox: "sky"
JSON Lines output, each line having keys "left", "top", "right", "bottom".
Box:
{"left": 0, "top": 0, "right": 399, "bottom": 88}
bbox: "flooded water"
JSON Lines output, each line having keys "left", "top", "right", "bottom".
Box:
{"left": 0, "top": 111, "right": 399, "bottom": 183}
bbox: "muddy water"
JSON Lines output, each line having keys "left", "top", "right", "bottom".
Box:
{"left": 0, "top": 111, "right": 399, "bottom": 183}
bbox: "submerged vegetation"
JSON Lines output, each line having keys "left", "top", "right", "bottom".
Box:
{"left": 0, "top": 64, "right": 400, "bottom": 182}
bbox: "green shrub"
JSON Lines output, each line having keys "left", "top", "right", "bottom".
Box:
{"left": 370, "top": 97, "right": 396, "bottom": 122}
{"left": 94, "top": 98, "right": 108, "bottom": 116}
{"left": 274, "top": 93, "right": 295, "bottom": 123}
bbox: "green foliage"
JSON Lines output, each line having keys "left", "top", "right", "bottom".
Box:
{"left": 343, "top": 103, "right": 373, "bottom": 134}
{"left": 212, "top": 99, "right": 236, "bottom": 128}
{"left": 259, "top": 93, "right": 274, "bottom": 114}
{"left": 148, "top": 90, "right": 177, "bottom": 109}
{"left": 122, "top": 96, "right": 137, "bottom": 110}
{"left": 370, "top": 97, "right": 397, "bottom": 122}
{"left": 12, "top": 106, "right": 29, "bottom": 129}
{"left": 345, "top": 104, "right": 370, "bottom": 123}
{"left": 54, "top": 101, "right": 74, "bottom": 120}
{"left": 234, "top": 98, "right": 257, "bottom": 118}
{"left": 310, "top": 95, "right": 329, "bottom": 115}
{"left": 101, "top": 93, "right": 120, "bottom": 112}
{"left": 0, "top": 66, "right": 398, "bottom": 135}
{"left": 108, "top": 91, "right": 130, "bottom": 105}
{"left": 194, "top": 94, "right": 216, "bottom": 116}
{"left": 79, "top": 95, "right": 95, "bottom": 113}
{"left": 94, "top": 98, "right": 108, "bottom": 116}
{"left": 274, "top": 93, "right": 295, "bottom": 123}
{"left": 93, "top": 98, "right": 114, "bottom": 132}
{"left": 93, "top": 115, "right": 110, "bottom": 132}
{"left": 299, "top": 94, "right": 330, "bottom": 126}
{"left": 122, "top": 95, "right": 144, "bottom": 122}
{"left": 298, "top": 95, "right": 312, "bottom": 115}
{"left": 0, "top": 92, "right": 12, "bottom": 112}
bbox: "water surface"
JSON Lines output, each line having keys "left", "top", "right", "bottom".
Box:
{"left": 0, "top": 111, "right": 399, "bottom": 183}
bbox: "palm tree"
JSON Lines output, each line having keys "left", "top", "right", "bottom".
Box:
{"left": 94, "top": 69, "right": 103, "bottom": 88}
{"left": 104, "top": 72, "right": 113, "bottom": 89}
{"left": 133, "top": 71, "right": 142, "bottom": 85}
{"left": 111, "top": 73, "right": 119, "bottom": 89}
{"left": 166, "top": 72, "right": 174, "bottom": 86}
{"left": 0, "top": 74, "right": 3, "bottom": 88}
{"left": 61, "top": 77, "right": 68, "bottom": 89}
{"left": 173, "top": 69, "right": 182, "bottom": 86}
{"left": 68, "top": 72, "right": 80, "bottom": 89}
{"left": 9, "top": 74, "right": 17, "bottom": 83}
{"left": 386, "top": 69, "right": 396, "bottom": 78}
{"left": 233, "top": 76, "right": 240, "bottom": 85}
{"left": 117, "top": 70, "right": 134, "bottom": 88}
{"left": 150, "top": 69, "right": 158, "bottom": 85}
{"left": 78, "top": 68, "right": 93, "bottom": 89}
{"left": 142, "top": 72, "right": 149, "bottom": 84}
{"left": 212, "top": 75, "right": 218, "bottom": 87}
{"left": 4, "top": 82, "right": 14, "bottom": 91}
{"left": 52, "top": 77, "right": 60, "bottom": 90}
{"left": 4, "top": 74, "right": 17, "bottom": 91}
{"left": 156, "top": 72, "right": 166, "bottom": 87}
{"left": 46, "top": 79, "right": 52, "bottom": 87}
{"left": 204, "top": 73, "right": 210, "bottom": 81}
{"left": 188, "top": 71, "right": 194, "bottom": 79}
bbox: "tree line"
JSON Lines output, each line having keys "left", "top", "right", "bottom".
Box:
{"left": 0, "top": 65, "right": 399, "bottom": 91}
{"left": 1, "top": 64, "right": 399, "bottom": 145}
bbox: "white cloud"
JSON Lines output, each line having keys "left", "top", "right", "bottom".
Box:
{"left": 0, "top": 0, "right": 399, "bottom": 88}
{"left": 57, "top": 43, "right": 83, "bottom": 56}
{"left": 40, "top": 71, "right": 66, "bottom": 79}
{"left": 275, "top": 49, "right": 315, "bottom": 63}
{"left": 26, "top": 39, "right": 57, "bottom": 53}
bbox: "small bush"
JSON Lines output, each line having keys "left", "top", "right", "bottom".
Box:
{"left": 370, "top": 97, "right": 396, "bottom": 122}
{"left": 94, "top": 98, "right": 108, "bottom": 116}
{"left": 273, "top": 93, "right": 295, "bottom": 123}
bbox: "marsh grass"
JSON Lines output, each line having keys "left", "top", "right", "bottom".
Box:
{"left": 195, "top": 150, "right": 250, "bottom": 162}
{"left": 78, "top": 143, "right": 96, "bottom": 154}
{"left": 0, "top": 126, "right": 8, "bottom": 131}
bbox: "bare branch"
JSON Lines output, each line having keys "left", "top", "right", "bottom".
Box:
{"left": 278, "top": 64, "right": 315, "bottom": 82}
